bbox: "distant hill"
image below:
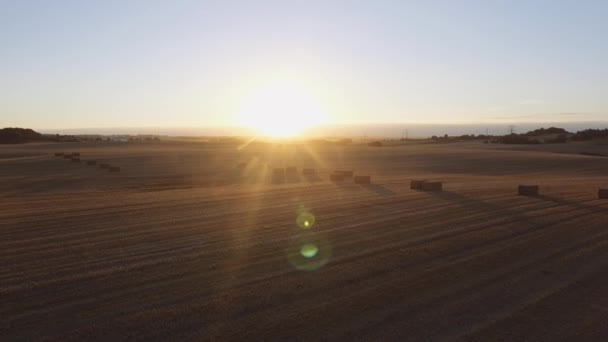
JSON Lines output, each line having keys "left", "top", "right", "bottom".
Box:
{"left": 523, "top": 127, "right": 571, "bottom": 136}
{"left": 0, "top": 127, "right": 43, "bottom": 144}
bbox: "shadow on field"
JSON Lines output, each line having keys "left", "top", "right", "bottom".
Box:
{"left": 429, "top": 191, "right": 536, "bottom": 226}
{"left": 536, "top": 194, "right": 608, "bottom": 214}
{"left": 303, "top": 174, "right": 322, "bottom": 183}
{"left": 333, "top": 181, "right": 359, "bottom": 190}
{"left": 361, "top": 183, "right": 395, "bottom": 196}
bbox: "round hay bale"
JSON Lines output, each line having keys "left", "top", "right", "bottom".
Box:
{"left": 330, "top": 173, "right": 345, "bottom": 182}
{"left": 54, "top": 152, "right": 64, "bottom": 157}
{"left": 410, "top": 180, "right": 425, "bottom": 190}
{"left": 354, "top": 175, "right": 371, "bottom": 184}
{"left": 598, "top": 188, "right": 608, "bottom": 199}
{"left": 421, "top": 181, "right": 442, "bottom": 191}
{"left": 518, "top": 185, "right": 539, "bottom": 196}
{"left": 86, "top": 160, "right": 97, "bottom": 165}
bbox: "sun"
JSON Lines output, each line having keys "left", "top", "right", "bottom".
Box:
{"left": 238, "top": 82, "right": 327, "bottom": 137}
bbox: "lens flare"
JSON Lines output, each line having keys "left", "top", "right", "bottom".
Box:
{"left": 287, "top": 235, "right": 332, "bottom": 271}
{"left": 296, "top": 211, "right": 316, "bottom": 229}
{"left": 300, "top": 243, "right": 319, "bottom": 258}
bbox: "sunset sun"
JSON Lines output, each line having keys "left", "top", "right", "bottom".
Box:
{"left": 238, "top": 82, "right": 327, "bottom": 137}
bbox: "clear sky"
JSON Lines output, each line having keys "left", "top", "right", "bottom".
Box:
{"left": 1, "top": 0, "right": 607, "bottom": 131}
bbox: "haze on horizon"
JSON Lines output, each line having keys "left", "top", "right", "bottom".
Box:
{"left": 2, "top": 1, "right": 607, "bottom": 136}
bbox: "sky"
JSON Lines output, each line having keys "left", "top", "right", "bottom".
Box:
{"left": 1, "top": 0, "right": 607, "bottom": 132}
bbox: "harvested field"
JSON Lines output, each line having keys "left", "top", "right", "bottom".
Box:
{"left": 2, "top": 141, "right": 608, "bottom": 340}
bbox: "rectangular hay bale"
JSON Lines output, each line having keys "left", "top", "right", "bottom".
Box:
{"left": 330, "top": 173, "right": 344, "bottom": 182}
{"left": 86, "top": 160, "right": 97, "bottom": 165}
{"left": 334, "top": 170, "right": 355, "bottom": 178}
{"left": 518, "top": 185, "right": 539, "bottom": 196}
{"left": 109, "top": 166, "right": 121, "bottom": 172}
{"left": 71, "top": 158, "right": 80, "bottom": 163}
{"left": 354, "top": 175, "right": 371, "bottom": 184}
{"left": 598, "top": 188, "right": 608, "bottom": 199}
{"left": 410, "top": 180, "right": 425, "bottom": 190}
{"left": 72, "top": 152, "right": 80, "bottom": 157}
{"left": 302, "top": 168, "right": 316, "bottom": 175}
{"left": 54, "top": 152, "right": 64, "bottom": 157}
{"left": 335, "top": 170, "right": 354, "bottom": 177}
{"left": 421, "top": 181, "right": 442, "bottom": 191}
{"left": 99, "top": 163, "right": 110, "bottom": 169}
{"left": 286, "top": 166, "right": 297, "bottom": 174}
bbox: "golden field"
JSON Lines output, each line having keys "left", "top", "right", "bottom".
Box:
{"left": 2, "top": 140, "right": 608, "bottom": 340}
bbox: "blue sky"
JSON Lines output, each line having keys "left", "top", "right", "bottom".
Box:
{"left": 1, "top": 0, "right": 607, "bottom": 130}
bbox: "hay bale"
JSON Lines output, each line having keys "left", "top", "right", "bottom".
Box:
{"left": 86, "top": 160, "right": 97, "bottom": 165}
{"left": 72, "top": 152, "right": 80, "bottom": 157}
{"left": 54, "top": 152, "right": 64, "bottom": 157}
{"left": 109, "top": 166, "right": 121, "bottom": 172}
{"left": 272, "top": 168, "right": 285, "bottom": 183}
{"left": 518, "top": 185, "right": 539, "bottom": 196}
{"left": 237, "top": 162, "right": 247, "bottom": 170}
{"left": 71, "top": 157, "right": 80, "bottom": 163}
{"left": 410, "top": 180, "right": 425, "bottom": 190}
{"left": 286, "top": 166, "right": 297, "bottom": 174}
{"left": 302, "top": 168, "right": 316, "bottom": 175}
{"left": 354, "top": 175, "right": 371, "bottom": 184}
{"left": 63, "top": 155, "right": 72, "bottom": 159}
{"left": 598, "top": 188, "right": 608, "bottom": 199}
{"left": 330, "top": 173, "right": 344, "bottom": 182}
{"left": 421, "top": 181, "right": 442, "bottom": 191}
{"left": 99, "top": 163, "right": 110, "bottom": 169}
{"left": 335, "top": 170, "right": 354, "bottom": 177}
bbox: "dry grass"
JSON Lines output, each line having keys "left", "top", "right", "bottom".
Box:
{"left": 2, "top": 141, "right": 608, "bottom": 340}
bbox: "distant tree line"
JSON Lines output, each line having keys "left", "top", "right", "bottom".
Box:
{"left": 0, "top": 128, "right": 43, "bottom": 144}
{"left": 496, "top": 127, "right": 608, "bottom": 144}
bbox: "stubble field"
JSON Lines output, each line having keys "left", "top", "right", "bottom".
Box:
{"left": 2, "top": 140, "right": 608, "bottom": 341}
